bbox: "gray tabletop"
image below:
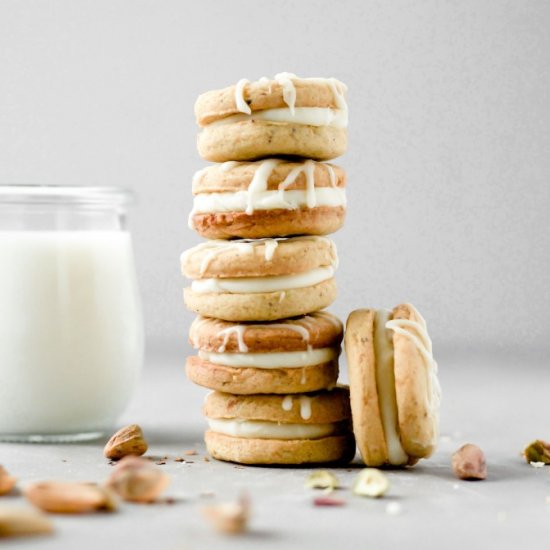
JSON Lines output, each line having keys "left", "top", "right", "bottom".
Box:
{"left": 1, "top": 348, "right": 549, "bottom": 549}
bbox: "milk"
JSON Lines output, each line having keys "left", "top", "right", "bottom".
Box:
{"left": 0, "top": 231, "right": 143, "bottom": 437}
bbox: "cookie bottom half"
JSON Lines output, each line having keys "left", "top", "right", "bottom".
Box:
{"left": 205, "top": 431, "right": 356, "bottom": 465}
{"left": 197, "top": 121, "right": 347, "bottom": 162}
{"left": 191, "top": 206, "right": 345, "bottom": 240}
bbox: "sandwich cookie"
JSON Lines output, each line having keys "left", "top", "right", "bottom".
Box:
{"left": 189, "top": 159, "right": 346, "bottom": 239}
{"left": 345, "top": 304, "right": 441, "bottom": 467}
{"left": 195, "top": 73, "right": 348, "bottom": 162}
{"left": 181, "top": 236, "right": 338, "bottom": 321}
{"left": 186, "top": 312, "right": 343, "bottom": 394}
{"left": 204, "top": 388, "right": 355, "bottom": 465}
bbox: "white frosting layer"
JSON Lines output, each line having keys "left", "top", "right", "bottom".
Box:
{"left": 374, "top": 309, "right": 409, "bottom": 466}
{"left": 208, "top": 107, "right": 348, "bottom": 128}
{"left": 191, "top": 188, "right": 346, "bottom": 215}
{"left": 191, "top": 266, "right": 334, "bottom": 294}
{"left": 198, "top": 347, "right": 337, "bottom": 368}
{"left": 207, "top": 418, "right": 339, "bottom": 440}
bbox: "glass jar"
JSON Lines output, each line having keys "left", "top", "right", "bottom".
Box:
{"left": 0, "top": 185, "right": 144, "bottom": 442}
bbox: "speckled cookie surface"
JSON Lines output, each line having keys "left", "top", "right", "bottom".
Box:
{"left": 186, "top": 358, "right": 338, "bottom": 394}
{"left": 204, "top": 387, "right": 351, "bottom": 424}
{"left": 391, "top": 304, "right": 439, "bottom": 459}
{"left": 197, "top": 121, "right": 347, "bottom": 162}
{"left": 181, "top": 236, "right": 337, "bottom": 280}
{"left": 345, "top": 309, "right": 389, "bottom": 467}
{"left": 205, "top": 432, "right": 356, "bottom": 465}
{"left": 189, "top": 312, "right": 343, "bottom": 353}
{"left": 191, "top": 206, "right": 345, "bottom": 240}
{"left": 183, "top": 278, "right": 337, "bottom": 322}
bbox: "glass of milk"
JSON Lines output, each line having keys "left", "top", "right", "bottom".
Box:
{"left": 0, "top": 185, "right": 144, "bottom": 442}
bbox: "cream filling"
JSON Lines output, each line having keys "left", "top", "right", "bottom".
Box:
{"left": 374, "top": 310, "right": 409, "bottom": 466}
{"left": 190, "top": 266, "right": 334, "bottom": 294}
{"left": 207, "top": 418, "right": 339, "bottom": 440}
{"left": 208, "top": 107, "right": 348, "bottom": 129}
{"left": 198, "top": 347, "right": 337, "bottom": 368}
{"left": 191, "top": 188, "right": 346, "bottom": 215}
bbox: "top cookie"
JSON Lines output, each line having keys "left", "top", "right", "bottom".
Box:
{"left": 195, "top": 73, "right": 348, "bottom": 162}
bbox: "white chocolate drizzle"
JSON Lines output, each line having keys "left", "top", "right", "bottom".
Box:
{"left": 246, "top": 159, "right": 283, "bottom": 214}
{"left": 219, "top": 160, "right": 242, "bottom": 172}
{"left": 181, "top": 237, "right": 291, "bottom": 276}
{"left": 216, "top": 325, "right": 248, "bottom": 353}
{"left": 326, "top": 164, "right": 337, "bottom": 187}
{"left": 282, "top": 395, "right": 293, "bottom": 411}
{"left": 385, "top": 306, "right": 441, "bottom": 416}
{"left": 278, "top": 160, "right": 316, "bottom": 208}
{"left": 274, "top": 72, "right": 297, "bottom": 115}
{"left": 204, "top": 318, "right": 312, "bottom": 356}
{"left": 234, "top": 79, "right": 251, "bottom": 114}
{"left": 228, "top": 73, "right": 348, "bottom": 127}
{"left": 299, "top": 396, "right": 312, "bottom": 420}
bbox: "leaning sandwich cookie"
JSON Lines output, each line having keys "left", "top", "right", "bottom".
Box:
{"left": 189, "top": 159, "right": 347, "bottom": 239}
{"left": 186, "top": 312, "right": 343, "bottom": 394}
{"left": 195, "top": 73, "right": 348, "bottom": 162}
{"left": 204, "top": 388, "right": 355, "bottom": 465}
{"left": 344, "top": 303, "right": 441, "bottom": 467}
{"left": 181, "top": 236, "right": 338, "bottom": 321}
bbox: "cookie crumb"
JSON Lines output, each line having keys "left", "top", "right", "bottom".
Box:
{"left": 155, "top": 461, "right": 166, "bottom": 466}
{"left": 530, "top": 461, "right": 545, "bottom": 468}
{"left": 174, "top": 458, "right": 185, "bottom": 463}
{"left": 184, "top": 450, "right": 198, "bottom": 456}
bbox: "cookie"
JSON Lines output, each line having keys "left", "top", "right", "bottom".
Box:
{"left": 181, "top": 236, "right": 338, "bottom": 321}
{"left": 186, "top": 311, "right": 343, "bottom": 394}
{"left": 189, "top": 159, "right": 346, "bottom": 239}
{"left": 204, "top": 388, "right": 355, "bottom": 465}
{"left": 195, "top": 73, "right": 348, "bottom": 161}
{"left": 344, "top": 304, "right": 441, "bottom": 467}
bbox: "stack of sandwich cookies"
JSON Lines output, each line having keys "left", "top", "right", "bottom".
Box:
{"left": 187, "top": 312, "right": 343, "bottom": 394}
{"left": 204, "top": 387, "right": 355, "bottom": 465}
{"left": 183, "top": 73, "right": 351, "bottom": 465}
{"left": 345, "top": 303, "right": 441, "bottom": 467}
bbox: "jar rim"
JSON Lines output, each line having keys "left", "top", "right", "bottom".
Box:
{"left": 0, "top": 185, "right": 135, "bottom": 207}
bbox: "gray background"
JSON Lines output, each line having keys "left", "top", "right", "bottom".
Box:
{"left": 1, "top": 0, "right": 549, "bottom": 356}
